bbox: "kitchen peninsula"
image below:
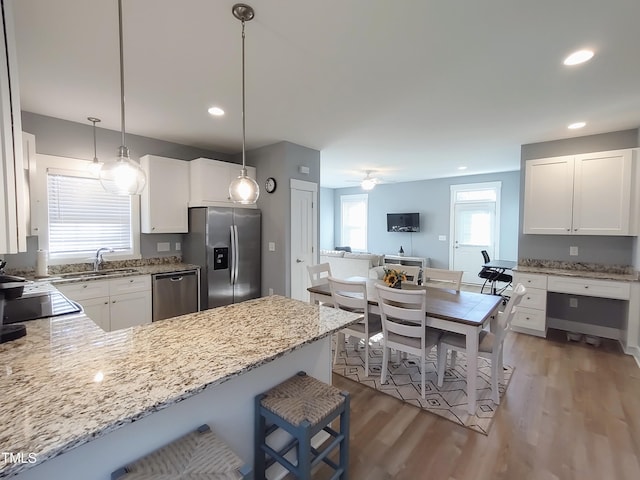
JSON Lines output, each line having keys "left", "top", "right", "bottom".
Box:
{"left": 0, "top": 295, "right": 360, "bottom": 479}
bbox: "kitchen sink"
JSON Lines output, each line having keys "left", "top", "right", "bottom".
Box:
{"left": 54, "top": 268, "right": 139, "bottom": 279}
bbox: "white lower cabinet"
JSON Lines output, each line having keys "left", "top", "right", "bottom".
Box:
{"left": 57, "top": 275, "right": 151, "bottom": 331}
{"left": 511, "top": 272, "right": 548, "bottom": 337}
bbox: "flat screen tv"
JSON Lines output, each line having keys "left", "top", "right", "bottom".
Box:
{"left": 387, "top": 213, "right": 420, "bottom": 232}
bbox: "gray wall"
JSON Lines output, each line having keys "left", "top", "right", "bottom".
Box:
{"left": 518, "top": 128, "right": 640, "bottom": 265}
{"left": 251, "top": 141, "right": 321, "bottom": 297}
{"left": 331, "top": 171, "right": 520, "bottom": 269}
{"left": 9, "top": 111, "right": 235, "bottom": 268}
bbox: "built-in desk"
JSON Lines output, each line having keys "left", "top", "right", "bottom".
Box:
{"left": 512, "top": 266, "right": 640, "bottom": 366}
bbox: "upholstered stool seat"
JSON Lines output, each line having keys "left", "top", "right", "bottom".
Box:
{"left": 255, "top": 371, "right": 350, "bottom": 479}
{"left": 112, "top": 424, "right": 251, "bottom": 480}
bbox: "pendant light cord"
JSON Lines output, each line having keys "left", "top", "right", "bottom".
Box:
{"left": 118, "top": 0, "right": 126, "bottom": 150}
{"left": 241, "top": 19, "right": 247, "bottom": 171}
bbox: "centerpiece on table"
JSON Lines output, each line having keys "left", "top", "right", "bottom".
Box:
{"left": 383, "top": 267, "right": 407, "bottom": 289}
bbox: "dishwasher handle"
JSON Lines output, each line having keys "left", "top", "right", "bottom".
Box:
{"left": 152, "top": 270, "right": 198, "bottom": 281}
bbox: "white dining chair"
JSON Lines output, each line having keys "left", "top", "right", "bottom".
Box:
{"left": 329, "top": 277, "right": 382, "bottom": 376}
{"left": 384, "top": 263, "right": 421, "bottom": 285}
{"left": 436, "top": 283, "right": 526, "bottom": 404}
{"left": 422, "top": 267, "right": 464, "bottom": 291}
{"left": 307, "top": 262, "right": 332, "bottom": 286}
{"left": 374, "top": 283, "right": 441, "bottom": 398}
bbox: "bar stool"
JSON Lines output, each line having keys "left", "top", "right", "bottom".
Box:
{"left": 255, "top": 371, "right": 350, "bottom": 479}
{"left": 111, "top": 424, "right": 251, "bottom": 479}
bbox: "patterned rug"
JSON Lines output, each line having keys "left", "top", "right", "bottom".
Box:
{"left": 332, "top": 334, "right": 514, "bottom": 435}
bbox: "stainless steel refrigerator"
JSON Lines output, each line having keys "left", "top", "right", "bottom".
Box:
{"left": 183, "top": 207, "right": 261, "bottom": 310}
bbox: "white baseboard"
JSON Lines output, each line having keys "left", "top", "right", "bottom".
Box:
{"left": 547, "top": 317, "right": 622, "bottom": 341}
{"left": 623, "top": 344, "right": 640, "bottom": 368}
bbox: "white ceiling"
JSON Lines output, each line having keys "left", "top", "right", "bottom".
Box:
{"left": 12, "top": 0, "right": 640, "bottom": 188}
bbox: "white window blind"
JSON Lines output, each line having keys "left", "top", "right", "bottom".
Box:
{"left": 47, "top": 172, "right": 133, "bottom": 258}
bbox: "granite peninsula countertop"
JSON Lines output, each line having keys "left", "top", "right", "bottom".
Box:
{"left": 0, "top": 295, "right": 360, "bottom": 478}
{"left": 514, "top": 259, "right": 639, "bottom": 282}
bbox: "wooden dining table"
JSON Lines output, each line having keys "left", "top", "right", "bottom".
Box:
{"left": 308, "top": 277, "right": 503, "bottom": 415}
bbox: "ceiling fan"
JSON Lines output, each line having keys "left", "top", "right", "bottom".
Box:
{"left": 346, "top": 170, "right": 381, "bottom": 190}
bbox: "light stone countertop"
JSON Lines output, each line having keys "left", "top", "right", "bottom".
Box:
{"left": 513, "top": 265, "right": 639, "bottom": 282}
{"left": 0, "top": 295, "right": 360, "bottom": 478}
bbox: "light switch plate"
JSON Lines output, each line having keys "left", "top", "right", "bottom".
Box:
{"left": 157, "top": 242, "right": 170, "bottom": 252}
{"left": 569, "top": 297, "right": 578, "bottom": 308}
{"left": 438, "top": 235, "right": 447, "bottom": 241}
{"left": 268, "top": 242, "right": 276, "bottom": 252}
{"left": 175, "top": 242, "right": 181, "bottom": 251}
{"left": 569, "top": 246, "right": 578, "bottom": 256}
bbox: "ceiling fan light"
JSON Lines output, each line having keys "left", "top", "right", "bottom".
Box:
{"left": 361, "top": 178, "right": 376, "bottom": 190}
{"left": 229, "top": 168, "right": 260, "bottom": 204}
{"left": 563, "top": 49, "right": 594, "bottom": 66}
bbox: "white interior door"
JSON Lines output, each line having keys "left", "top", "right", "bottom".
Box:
{"left": 290, "top": 180, "right": 317, "bottom": 302}
{"left": 450, "top": 182, "right": 501, "bottom": 285}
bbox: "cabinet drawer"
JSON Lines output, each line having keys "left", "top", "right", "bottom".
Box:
{"left": 547, "top": 275, "right": 630, "bottom": 300}
{"left": 513, "top": 272, "right": 547, "bottom": 290}
{"left": 519, "top": 287, "right": 547, "bottom": 310}
{"left": 109, "top": 275, "right": 151, "bottom": 295}
{"left": 56, "top": 280, "right": 110, "bottom": 301}
{"left": 512, "top": 307, "right": 546, "bottom": 331}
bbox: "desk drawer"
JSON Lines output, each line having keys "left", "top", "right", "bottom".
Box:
{"left": 520, "top": 287, "right": 546, "bottom": 310}
{"left": 512, "top": 307, "right": 546, "bottom": 331}
{"left": 513, "top": 272, "right": 547, "bottom": 290}
{"left": 547, "top": 276, "right": 630, "bottom": 300}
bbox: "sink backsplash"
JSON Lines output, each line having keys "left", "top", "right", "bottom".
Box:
{"left": 6, "top": 256, "right": 184, "bottom": 278}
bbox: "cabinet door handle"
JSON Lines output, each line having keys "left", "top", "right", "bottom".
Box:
{"left": 584, "top": 285, "right": 589, "bottom": 289}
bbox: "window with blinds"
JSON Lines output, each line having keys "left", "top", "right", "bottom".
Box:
{"left": 47, "top": 172, "right": 133, "bottom": 259}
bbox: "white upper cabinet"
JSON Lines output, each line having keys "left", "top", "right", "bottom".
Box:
{"left": 189, "top": 157, "right": 257, "bottom": 209}
{"left": 140, "top": 155, "right": 190, "bottom": 233}
{"left": 0, "top": 1, "right": 26, "bottom": 253}
{"left": 523, "top": 149, "right": 636, "bottom": 235}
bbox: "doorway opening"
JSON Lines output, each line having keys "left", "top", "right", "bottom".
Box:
{"left": 449, "top": 182, "right": 501, "bottom": 284}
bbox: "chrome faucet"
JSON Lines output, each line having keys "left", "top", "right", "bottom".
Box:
{"left": 93, "top": 248, "right": 114, "bottom": 271}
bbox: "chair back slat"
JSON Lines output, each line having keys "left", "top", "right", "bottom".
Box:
{"left": 374, "top": 283, "right": 427, "bottom": 339}
{"left": 307, "top": 263, "right": 332, "bottom": 286}
{"left": 496, "top": 283, "right": 526, "bottom": 342}
{"left": 384, "top": 264, "right": 421, "bottom": 285}
{"left": 328, "top": 277, "right": 368, "bottom": 313}
{"left": 422, "top": 267, "right": 463, "bottom": 291}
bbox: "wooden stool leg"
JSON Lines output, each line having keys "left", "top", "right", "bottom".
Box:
{"left": 340, "top": 392, "right": 350, "bottom": 479}
{"left": 254, "top": 394, "right": 266, "bottom": 480}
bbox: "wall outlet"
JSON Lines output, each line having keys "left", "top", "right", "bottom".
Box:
{"left": 175, "top": 242, "right": 181, "bottom": 251}
{"left": 438, "top": 235, "right": 447, "bottom": 241}
{"left": 268, "top": 242, "right": 276, "bottom": 252}
{"left": 569, "top": 246, "right": 578, "bottom": 256}
{"left": 268, "top": 288, "right": 274, "bottom": 295}
{"left": 157, "top": 242, "right": 170, "bottom": 252}
{"left": 569, "top": 297, "right": 578, "bottom": 308}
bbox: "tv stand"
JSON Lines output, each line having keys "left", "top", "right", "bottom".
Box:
{"left": 383, "top": 255, "right": 429, "bottom": 268}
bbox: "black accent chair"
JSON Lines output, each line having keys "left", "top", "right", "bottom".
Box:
{"left": 478, "top": 250, "right": 512, "bottom": 295}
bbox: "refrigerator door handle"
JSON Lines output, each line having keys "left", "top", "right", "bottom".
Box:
{"left": 230, "top": 225, "right": 237, "bottom": 285}
{"left": 233, "top": 224, "right": 240, "bottom": 285}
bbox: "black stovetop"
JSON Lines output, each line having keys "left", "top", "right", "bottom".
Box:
{"left": 3, "top": 291, "right": 82, "bottom": 324}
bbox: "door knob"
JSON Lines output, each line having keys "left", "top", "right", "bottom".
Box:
{"left": 296, "top": 259, "right": 303, "bottom": 263}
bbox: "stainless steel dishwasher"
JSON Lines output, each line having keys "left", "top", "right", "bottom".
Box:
{"left": 152, "top": 270, "right": 199, "bottom": 321}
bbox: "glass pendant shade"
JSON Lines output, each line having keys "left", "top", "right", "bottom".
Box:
{"left": 229, "top": 167, "right": 260, "bottom": 204}
{"left": 99, "top": 146, "right": 146, "bottom": 195}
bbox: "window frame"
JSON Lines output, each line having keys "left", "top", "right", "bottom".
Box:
{"left": 340, "top": 193, "right": 368, "bottom": 252}
{"left": 32, "top": 154, "right": 141, "bottom": 265}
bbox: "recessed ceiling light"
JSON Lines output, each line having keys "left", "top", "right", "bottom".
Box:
{"left": 457, "top": 166, "right": 467, "bottom": 171}
{"left": 208, "top": 106, "right": 225, "bottom": 116}
{"left": 568, "top": 121, "right": 586, "bottom": 129}
{"left": 563, "top": 49, "right": 594, "bottom": 66}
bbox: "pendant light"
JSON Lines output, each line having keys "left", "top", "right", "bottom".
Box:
{"left": 86, "top": 116, "right": 103, "bottom": 175}
{"left": 99, "top": 0, "right": 146, "bottom": 196}
{"left": 228, "top": 3, "right": 260, "bottom": 204}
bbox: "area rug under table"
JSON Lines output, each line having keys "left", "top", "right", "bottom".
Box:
{"left": 332, "top": 336, "right": 514, "bottom": 435}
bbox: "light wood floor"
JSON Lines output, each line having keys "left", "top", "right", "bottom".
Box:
{"left": 314, "top": 329, "right": 640, "bottom": 480}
